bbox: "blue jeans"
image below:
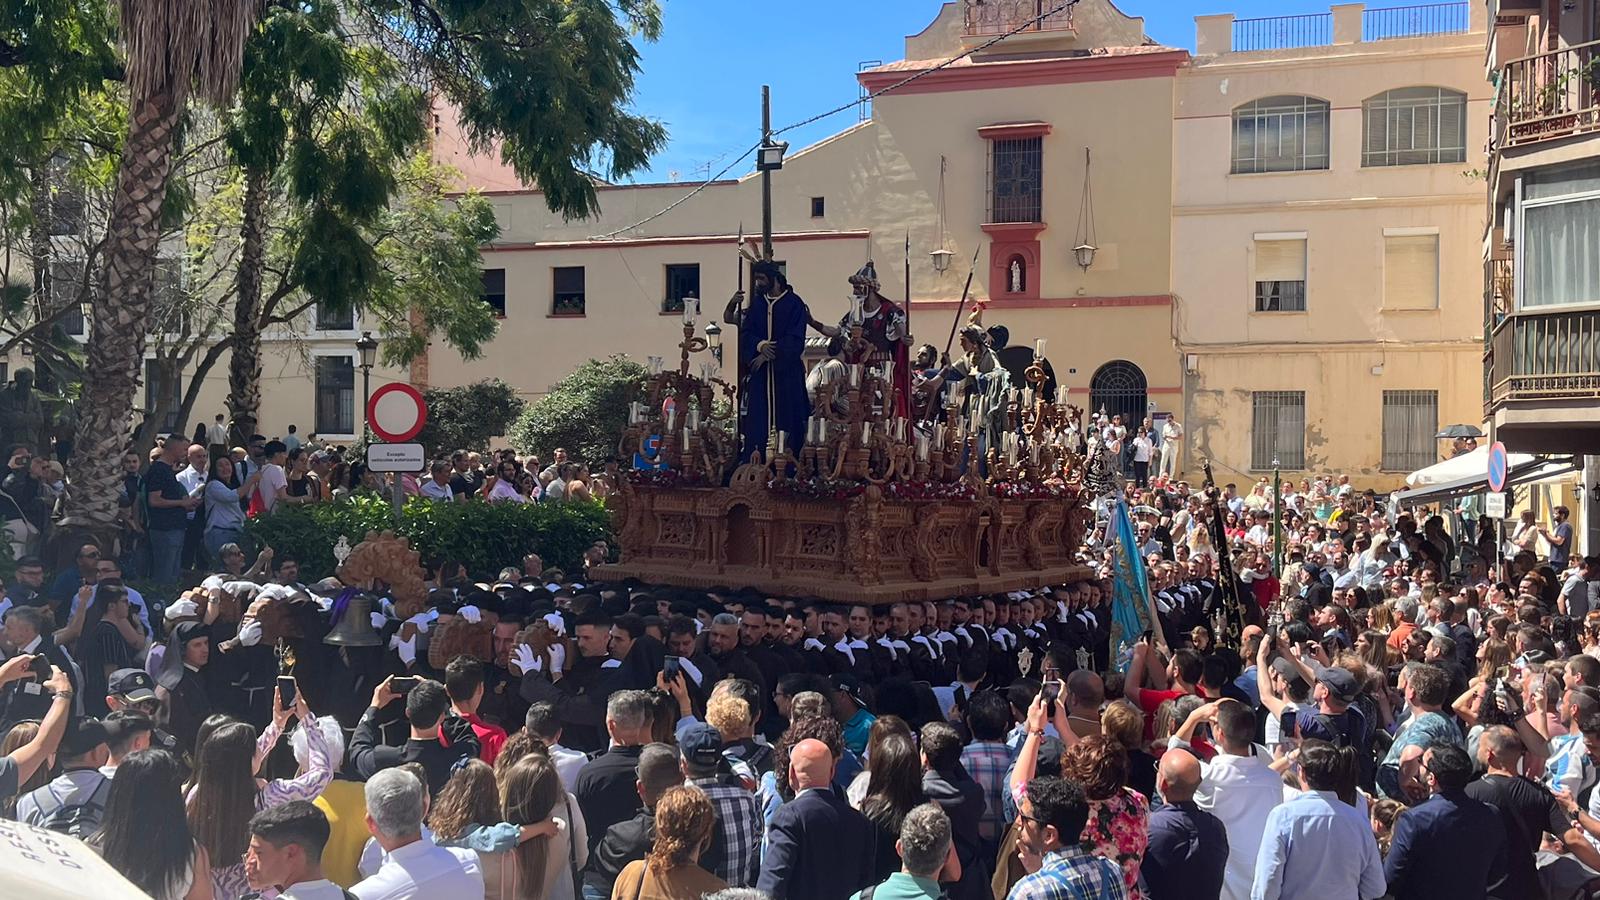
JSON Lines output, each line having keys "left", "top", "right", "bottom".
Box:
{"left": 581, "top": 884, "right": 606, "bottom": 900}
{"left": 148, "top": 527, "right": 185, "bottom": 584}
{"left": 204, "top": 526, "right": 245, "bottom": 560}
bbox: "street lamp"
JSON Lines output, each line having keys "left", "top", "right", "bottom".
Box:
{"left": 355, "top": 331, "right": 378, "bottom": 438}
{"left": 929, "top": 247, "right": 953, "bottom": 275}
{"left": 704, "top": 320, "right": 722, "bottom": 366}
{"left": 756, "top": 140, "right": 789, "bottom": 172}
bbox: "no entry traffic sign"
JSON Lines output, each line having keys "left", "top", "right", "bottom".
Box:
{"left": 367, "top": 383, "right": 428, "bottom": 443}
{"left": 1487, "top": 441, "right": 1508, "bottom": 493}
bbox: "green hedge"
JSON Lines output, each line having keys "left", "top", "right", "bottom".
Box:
{"left": 244, "top": 494, "right": 614, "bottom": 580}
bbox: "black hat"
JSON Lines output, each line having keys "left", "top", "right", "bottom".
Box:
{"left": 172, "top": 621, "right": 211, "bottom": 646}
{"left": 676, "top": 721, "right": 725, "bottom": 769}
{"left": 1318, "top": 667, "right": 1360, "bottom": 706}
{"left": 108, "top": 668, "right": 157, "bottom": 703}
{"left": 829, "top": 673, "right": 870, "bottom": 711}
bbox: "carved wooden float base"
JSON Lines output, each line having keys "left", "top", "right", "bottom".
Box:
{"left": 593, "top": 467, "right": 1096, "bottom": 605}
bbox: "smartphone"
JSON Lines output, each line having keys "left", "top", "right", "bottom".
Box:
{"left": 277, "top": 675, "right": 297, "bottom": 710}
{"left": 390, "top": 676, "right": 421, "bottom": 695}
{"left": 1042, "top": 681, "right": 1062, "bottom": 706}
{"left": 1140, "top": 629, "right": 1154, "bottom": 645}
{"left": 29, "top": 654, "right": 51, "bottom": 684}
{"left": 1279, "top": 708, "right": 1298, "bottom": 740}
{"left": 663, "top": 655, "right": 682, "bottom": 682}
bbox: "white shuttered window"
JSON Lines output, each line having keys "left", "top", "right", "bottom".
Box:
{"left": 1383, "top": 232, "right": 1440, "bottom": 309}
{"left": 1254, "top": 237, "right": 1307, "bottom": 311}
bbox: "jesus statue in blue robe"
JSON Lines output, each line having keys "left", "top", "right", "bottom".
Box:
{"left": 737, "top": 261, "right": 812, "bottom": 461}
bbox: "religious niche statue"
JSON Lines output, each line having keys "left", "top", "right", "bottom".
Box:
{"left": 1010, "top": 258, "right": 1023, "bottom": 294}
{"left": 0, "top": 368, "right": 50, "bottom": 453}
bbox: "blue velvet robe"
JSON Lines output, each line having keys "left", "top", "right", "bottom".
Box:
{"left": 739, "top": 288, "right": 812, "bottom": 460}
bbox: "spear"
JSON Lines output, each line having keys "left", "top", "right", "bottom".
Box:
{"left": 941, "top": 246, "right": 983, "bottom": 363}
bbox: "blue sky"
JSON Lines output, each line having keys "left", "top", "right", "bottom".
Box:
{"left": 624, "top": 0, "right": 1348, "bottom": 183}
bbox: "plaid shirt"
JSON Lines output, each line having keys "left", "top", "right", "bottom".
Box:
{"left": 689, "top": 775, "right": 765, "bottom": 887}
{"left": 1009, "top": 846, "right": 1129, "bottom": 900}
{"left": 960, "top": 740, "right": 1013, "bottom": 841}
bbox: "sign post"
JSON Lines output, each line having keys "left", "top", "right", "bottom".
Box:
{"left": 365, "top": 383, "right": 428, "bottom": 521}
{"left": 1485, "top": 492, "right": 1507, "bottom": 519}
{"left": 1487, "top": 441, "right": 1509, "bottom": 580}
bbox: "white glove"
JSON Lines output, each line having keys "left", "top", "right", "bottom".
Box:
{"left": 803, "top": 638, "right": 825, "bottom": 652}
{"left": 547, "top": 642, "right": 566, "bottom": 674}
{"left": 236, "top": 619, "right": 263, "bottom": 647}
{"left": 542, "top": 612, "right": 566, "bottom": 636}
{"left": 404, "top": 612, "right": 433, "bottom": 634}
{"left": 458, "top": 605, "right": 482, "bottom": 624}
{"left": 395, "top": 634, "right": 417, "bottom": 667}
{"left": 511, "top": 645, "right": 538, "bottom": 675}
{"left": 678, "top": 656, "right": 703, "bottom": 686}
{"left": 371, "top": 612, "right": 389, "bottom": 630}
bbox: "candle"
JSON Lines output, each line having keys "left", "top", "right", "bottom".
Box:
{"left": 628, "top": 402, "right": 640, "bottom": 425}
{"left": 666, "top": 408, "right": 677, "bottom": 431}
{"left": 1025, "top": 387, "right": 1035, "bottom": 407}
{"left": 689, "top": 409, "right": 700, "bottom": 431}
{"left": 1008, "top": 387, "right": 1018, "bottom": 405}
{"left": 861, "top": 422, "right": 872, "bottom": 447}
{"left": 882, "top": 360, "right": 894, "bottom": 386}
{"left": 916, "top": 435, "right": 929, "bottom": 461}
{"left": 776, "top": 432, "right": 787, "bottom": 455}
{"left": 1056, "top": 386, "right": 1068, "bottom": 406}
{"left": 648, "top": 356, "right": 663, "bottom": 375}
{"left": 849, "top": 364, "right": 861, "bottom": 388}
{"left": 682, "top": 297, "right": 698, "bottom": 326}
{"left": 1034, "top": 338, "right": 1046, "bottom": 358}
{"left": 682, "top": 425, "right": 691, "bottom": 447}
{"left": 1030, "top": 441, "right": 1041, "bottom": 464}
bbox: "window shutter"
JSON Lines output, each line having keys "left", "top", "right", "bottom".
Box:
{"left": 1255, "top": 239, "right": 1307, "bottom": 283}
{"left": 1384, "top": 234, "right": 1439, "bottom": 309}
{"left": 1232, "top": 115, "right": 1255, "bottom": 172}
{"left": 1439, "top": 92, "right": 1465, "bottom": 155}
{"left": 1364, "top": 103, "right": 1388, "bottom": 158}
{"left": 1304, "top": 105, "right": 1329, "bottom": 163}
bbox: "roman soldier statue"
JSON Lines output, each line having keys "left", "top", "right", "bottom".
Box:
{"left": 824, "top": 261, "right": 913, "bottom": 418}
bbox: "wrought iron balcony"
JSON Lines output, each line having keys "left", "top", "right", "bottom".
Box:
{"left": 1493, "top": 39, "right": 1600, "bottom": 151}
{"left": 1488, "top": 305, "right": 1600, "bottom": 406}
{"left": 963, "top": 0, "right": 1076, "bottom": 38}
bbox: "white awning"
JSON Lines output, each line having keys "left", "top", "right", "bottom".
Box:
{"left": 1404, "top": 445, "right": 1537, "bottom": 488}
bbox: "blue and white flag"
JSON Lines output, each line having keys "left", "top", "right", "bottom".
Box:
{"left": 1109, "top": 495, "right": 1156, "bottom": 672}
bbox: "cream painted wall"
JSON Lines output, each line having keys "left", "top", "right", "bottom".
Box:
{"left": 1184, "top": 346, "right": 1483, "bottom": 487}
{"left": 1172, "top": 30, "right": 1489, "bottom": 486}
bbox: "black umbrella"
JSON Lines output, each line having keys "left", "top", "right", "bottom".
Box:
{"left": 1435, "top": 424, "right": 1485, "bottom": 439}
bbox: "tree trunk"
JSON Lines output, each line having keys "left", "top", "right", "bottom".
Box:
{"left": 66, "top": 90, "right": 182, "bottom": 528}
{"left": 28, "top": 159, "right": 52, "bottom": 326}
{"left": 226, "top": 166, "right": 267, "bottom": 446}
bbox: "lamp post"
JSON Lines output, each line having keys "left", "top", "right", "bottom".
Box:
{"left": 705, "top": 320, "right": 722, "bottom": 366}
{"left": 355, "top": 331, "right": 378, "bottom": 440}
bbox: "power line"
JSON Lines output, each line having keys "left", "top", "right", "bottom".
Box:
{"left": 593, "top": 0, "right": 1082, "bottom": 241}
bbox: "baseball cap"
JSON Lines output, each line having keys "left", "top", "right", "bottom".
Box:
{"left": 1318, "top": 668, "right": 1361, "bottom": 705}
{"left": 62, "top": 718, "right": 109, "bottom": 757}
{"left": 108, "top": 668, "right": 158, "bottom": 703}
{"left": 1269, "top": 657, "right": 1309, "bottom": 688}
{"left": 830, "top": 673, "right": 871, "bottom": 711}
{"left": 676, "top": 722, "right": 725, "bottom": 769}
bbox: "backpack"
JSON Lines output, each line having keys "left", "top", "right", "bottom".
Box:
{"left": 39, "top": 775, "right": 112, "bottom": 840}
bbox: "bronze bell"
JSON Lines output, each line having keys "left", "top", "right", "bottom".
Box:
{"left": 324, "top": 592, "right": 383, "bottom": 647}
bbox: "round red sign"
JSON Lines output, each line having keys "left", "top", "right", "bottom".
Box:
{"left": 367, "top": 383, "right": 428, "bottom": 443}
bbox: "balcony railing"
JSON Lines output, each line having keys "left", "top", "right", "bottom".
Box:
{"left": 1362, "top": 3, "right": 1470, "bottom": 41}
{"left": 1488, "top": 306, "right": 1600, "bottom": 405}
{"left": 1493, "top": 39, "right": 1600, "bottom": 150}
{"left": 1232, "top": 13, "right": 1332, "bottom": 51}
{"left": 1485, "top": 257, "right": 1514, "bottom": 325}
{"left": 963, "top": 0, "right": 1076, "bottom": 38}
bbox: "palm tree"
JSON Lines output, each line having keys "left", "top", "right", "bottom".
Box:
{"left": 67, "top": 1, "right": 262, "bottom": 531}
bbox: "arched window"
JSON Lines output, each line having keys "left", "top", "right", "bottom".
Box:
{"left": 1004, "top": 255, "right": 1027, "bottom": 294}
{"left": 1089, "top": 360, "right": 1147, "bottom": 427}
{"left": 1362, "top": 87, "right": 1466, "bottom": 167}
{"left": 1231, "top": 95, "right": 1330, "bottom": 174}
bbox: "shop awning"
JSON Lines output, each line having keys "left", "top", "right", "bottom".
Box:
{"left": 1395, "top": 454, "right": 1582, "bottom": 508}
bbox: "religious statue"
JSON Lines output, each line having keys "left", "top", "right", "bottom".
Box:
{"left": 823, "top": 260, "right": 913, "bottom": 418}
{"left": 1010, "top": 259, "right": 1024, "bottom": 294}
{"left": 733, "top": 260, "right": 812, "bottom": 460}
{"left": 0, "top": 368, "right": 50, "bottom": 454}
{"left": 918, "top": 305, "right": 1010, "bottom": 474}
